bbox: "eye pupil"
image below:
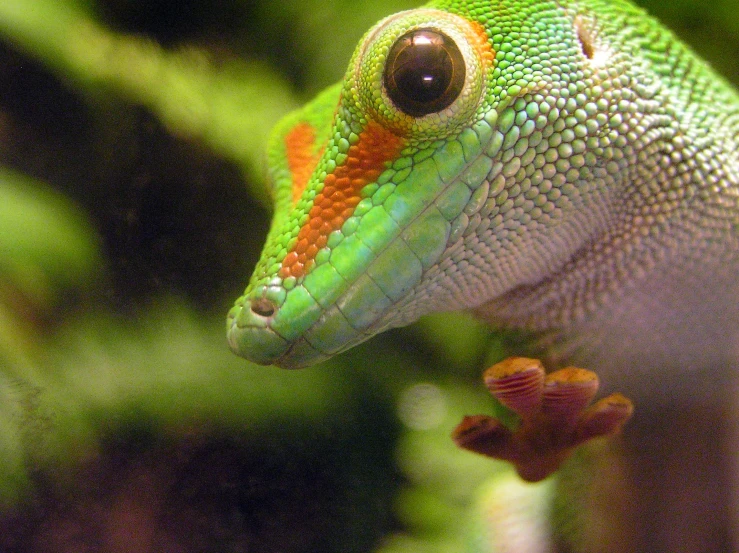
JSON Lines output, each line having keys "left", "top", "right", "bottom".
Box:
{"left": 384, "top": 29, "right": 466, "bottom": 117}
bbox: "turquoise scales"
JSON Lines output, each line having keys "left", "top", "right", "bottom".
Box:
{"left": 228, "top": 1, "right": 739, "bottom": 551}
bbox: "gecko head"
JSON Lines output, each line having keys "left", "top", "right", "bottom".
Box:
{"left": 228, "top": 4, "right": 604, "bottom": 368}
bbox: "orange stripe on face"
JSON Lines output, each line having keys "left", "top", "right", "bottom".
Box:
{"left": 280, "top": 121, "right": 404, "bottom": 280}
{"left": 466, "top": 19, "right": 496, "bottom": 68}
{"left": 285, "top": 122, "right": 324, "bottom": 205}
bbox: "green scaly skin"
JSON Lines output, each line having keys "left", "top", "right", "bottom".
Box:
{"left": 228, "top": 1, "right": 739, "bottom": 551}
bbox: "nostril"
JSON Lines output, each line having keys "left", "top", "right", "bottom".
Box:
{"left": 250, "top": 298, "right": 276, "bottom": 318}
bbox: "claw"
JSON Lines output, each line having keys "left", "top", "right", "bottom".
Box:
{"left": 542, "top": 367, "right": 599, "bottom": 425}
{"left": 576, "top": 393, "right": 634, "bottom": 442}
{"left": 452, "top": 357, "right": 634, "bottom": 482}
{"left": 483, "top": 357, "right": 545, "bottom": 419}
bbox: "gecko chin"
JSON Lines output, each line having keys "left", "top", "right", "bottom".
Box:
{"left": 227, "top": 295, "right": 393, "bottom": 369}
{"left": 226, "top": 321, "right": 331, "bottom": 369}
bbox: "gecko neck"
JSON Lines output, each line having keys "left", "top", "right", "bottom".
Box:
{"left": 475, "top": 219, "right": 739, "bottom": 402}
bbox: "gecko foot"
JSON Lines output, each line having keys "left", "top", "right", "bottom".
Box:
{"left": 452, "top": 357, "right": 634, "bottom": 482}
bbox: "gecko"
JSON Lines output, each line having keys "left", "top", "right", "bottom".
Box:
{"left": 227, "top": 1, "right": 739, "bottom": 551}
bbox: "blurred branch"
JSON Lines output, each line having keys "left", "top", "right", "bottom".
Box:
{"left": 0, "top": 0, "right": 300, "bottom": 205}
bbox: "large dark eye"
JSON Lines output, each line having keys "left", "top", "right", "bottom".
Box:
{"left": 384, "top": 29, "right": 466, "bottom": 117}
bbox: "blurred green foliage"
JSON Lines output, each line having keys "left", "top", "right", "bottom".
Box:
{"left": 0, "top": 0, "right": 736, "bottom": 551}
